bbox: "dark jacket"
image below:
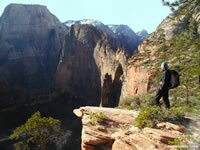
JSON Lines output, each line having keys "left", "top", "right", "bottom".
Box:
{"left": 160, "top": 69, "right": 171, "bottom": 91}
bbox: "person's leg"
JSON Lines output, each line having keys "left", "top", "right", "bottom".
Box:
{"left": 163, "top": 89, "right": 170, "bottom": 109}
{"left": 152, "top": 90, "right": 162, "bottom": 106}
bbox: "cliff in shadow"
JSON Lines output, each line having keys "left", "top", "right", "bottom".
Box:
{"left": 0, "top": 4, "right": 67, "bottom": 108}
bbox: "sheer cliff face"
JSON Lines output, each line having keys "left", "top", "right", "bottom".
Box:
{"left": 65, "top": 19, "right": 147, "bottom": 56}
{"left": 0, "top": 4, "right": 67, "bottom": 108}
{"left": 55, "top": 24, "right": 127, "bottom": 105}
{"left": 55, "top": 25, "right": 102, "bottom": 105}
{"left": 0, "top": 4, "right": 150, "bottom": 109}
{"left": 55, "top": 24, "right": 151, "bottom": 105}
{"left": 121, "top": 66, "right": 153, "bottom": 99}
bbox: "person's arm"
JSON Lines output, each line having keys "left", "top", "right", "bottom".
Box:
{"left": 160, "top": 70, "right": 171, "bottom": 91}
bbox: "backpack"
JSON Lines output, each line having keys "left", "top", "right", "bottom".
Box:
{"left": 170, "top": 70, "right": 180, "bottom": 89}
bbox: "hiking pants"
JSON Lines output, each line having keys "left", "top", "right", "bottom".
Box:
{"left": 153, "top": 88, "right": 170, "bottom": 109}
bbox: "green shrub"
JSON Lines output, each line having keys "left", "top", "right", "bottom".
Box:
{"left": 119, "top": 96, "right": 142, "bottom": 110}
{"left": 163, "top": 107, "right": 185, "bottom": 124}
{"left": 9, "top": 112, "right": 62, "bottom": 150}
{"left": 170, "top": 96, "right": 200, "bottom": 114}
{"left": 168, "top": 136, "right": 192, "bottom": 145}
{"left": 135, "top": 106, "right": 164, "bottom": 129}
{"left": 119, "top": 94, "right": 155, "bottom": 110}
{"left": 135, "top": 106, "right": 185, "bottom": 129}
{"left": 89, "top": 112, "right": 106, "bottom": 125}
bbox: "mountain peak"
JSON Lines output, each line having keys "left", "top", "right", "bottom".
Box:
{"left": 3, "top": 3, "right": 48, "bottom": 12}
{"left": 137, "top": 29, "right": 148, "bottom": 35}
{"left": 108, "top": 24, "right": 135, "bottom": 34}
{"left": 64, "top": 19, "right": 104, "bottom": 27}
{"left": 7, "top": 3, "right": 46, "bottom": 7}
{"left": 136, "top": 29, "right": 148, "bottom": 41}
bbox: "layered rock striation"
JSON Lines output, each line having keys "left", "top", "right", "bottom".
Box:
{"left": 74, "top": 106, "right": 185, "bottom": 150}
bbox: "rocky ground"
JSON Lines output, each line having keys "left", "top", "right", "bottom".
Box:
{"left": 184, "top": 114, "right": 200, "bottom": 149}
{"left": 73, "top": 107, "right": 200, "bottom": 150}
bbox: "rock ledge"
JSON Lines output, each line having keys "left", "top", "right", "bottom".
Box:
{"left": 74, "top": 106, "right": 185, "bottom": 150}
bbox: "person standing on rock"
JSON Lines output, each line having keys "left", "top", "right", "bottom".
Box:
{"left": 153, "top": 61, "right": 171, "bottom": 109}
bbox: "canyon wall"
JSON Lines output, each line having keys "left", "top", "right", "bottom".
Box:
{"left": 0, "top": 4, "right": 67, "bottom": 108}
{"left": 0, "top": 4, "right": 151, "bottom": 110}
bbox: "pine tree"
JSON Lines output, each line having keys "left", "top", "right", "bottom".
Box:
{"left": 162, "top": 0, "right": 200, "bottom": 12}
{"left": 9, "top": 112, "right": 62, "bottom": 150}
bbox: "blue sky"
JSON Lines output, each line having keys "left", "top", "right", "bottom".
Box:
{"left": 0, "top": 0, "right": 172, "bottom": 33}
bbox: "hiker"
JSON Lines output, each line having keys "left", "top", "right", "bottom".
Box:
{"left": 153, "top": 61, "right": 171, "bottom": 109}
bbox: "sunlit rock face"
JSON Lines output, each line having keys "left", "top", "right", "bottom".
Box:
{"left": 65, "top": 19, "right": 147, "bottom": 56}
{"left": 121, "top": 66, "right": 153, "bottom": 99}
{"left": 55, "top": 24, "right": 127, "bottom": 105}
{"left": 0, "top": 4, "right": 153, "bottom": 149}
{"left": 138, "top": 2, "right": 200, "bottom": 54}
{"left": 0, "top": 4, "right": 151, "bottom": 109}
{"left": 74, "top": 106, "right": 185, "bottom": 150}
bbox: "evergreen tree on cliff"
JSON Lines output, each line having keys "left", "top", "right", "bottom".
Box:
{"left": 9, "top": 112, "right": 62, "bottom": 150}
{"left": 162, "top": 0, "right": 200, "bottom": 11}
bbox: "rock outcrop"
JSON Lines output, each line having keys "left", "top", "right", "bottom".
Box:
{"left": 0, "top": 4, "right": 153, "bottom": 112}
{"left": 108, "top": 25, "right": 140, "bottom": 55}
{"left": 65, "top": 19, "right": 117, "bottom": 41}
{"left": 55, "top": 24, "right": 127, "bottom": 106}
{"left": 121, "top": 1, "right": 200, "bottom": 101}
{"left": 59, "top": 21, "right": 151, "bottom": 104}
{"left": 0, "top": 4, "right": 67, "bottom": 108}
{"left": 74, "top": 106, "right": 185, "bottom": 150}
{"left": 0, "top": 4, "right": 150, "bottom": 111}
{"left": 121, "top": 66, "right": 153, "bottom": 98}
{"left": 138, "top": 1, "right": 200, "bottom": 55}
{"left": 136, "top": 29, "right": 148, "bottom": 44}
{"left": 65, "top": 19, "right": 146, "bottom": 55}
{"left": 64, "top": 19, "right": 120, "bottom": 52}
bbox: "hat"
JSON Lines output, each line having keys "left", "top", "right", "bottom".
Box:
{"left": 161, "top": 61, "right": 169, "bottom": 69}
